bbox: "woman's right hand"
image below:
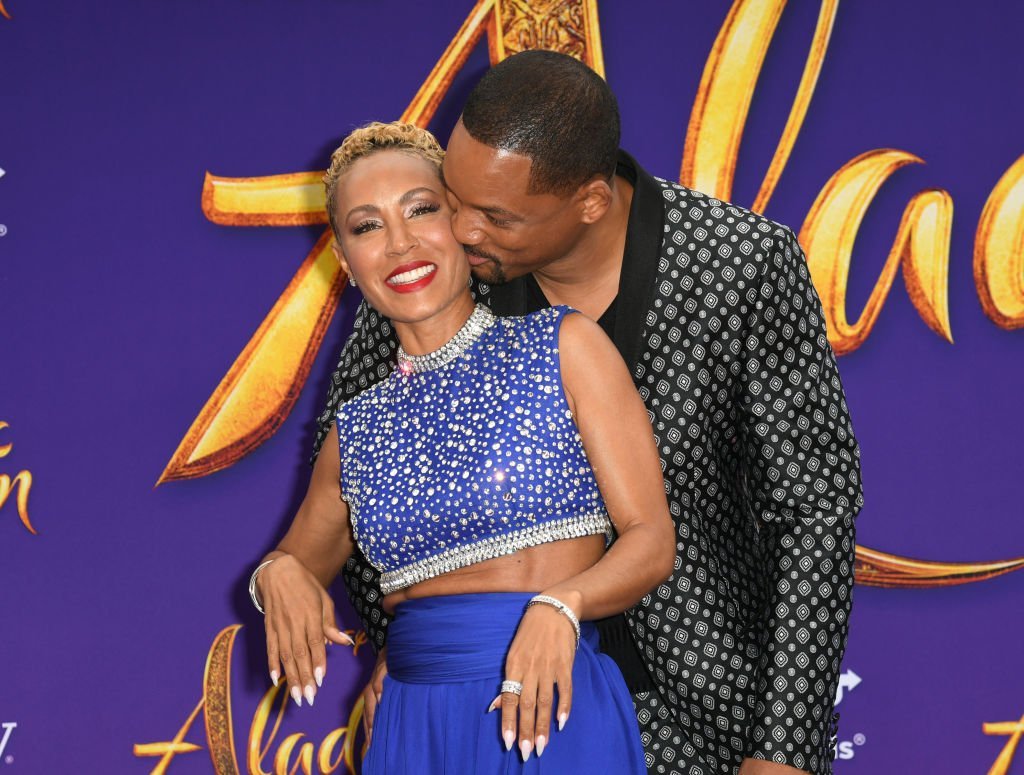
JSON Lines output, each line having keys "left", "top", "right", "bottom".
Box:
{"left": 258, "top": 553, "right": 354, "bottom": 706}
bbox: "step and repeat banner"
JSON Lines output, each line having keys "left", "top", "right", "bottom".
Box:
{"left": 2, "top": 1, "right": 1023, "bottom": 773}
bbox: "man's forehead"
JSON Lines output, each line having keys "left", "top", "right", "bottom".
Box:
{"left": 442, "top": 142, "right": 532, "bottom": 210}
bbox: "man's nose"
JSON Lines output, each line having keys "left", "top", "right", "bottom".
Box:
{"left": 450, "top": 206, "right": 482, "bottom": 246}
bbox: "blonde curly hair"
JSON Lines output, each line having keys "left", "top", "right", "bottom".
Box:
{"left": 324, "top": 121, "right": 445, "bottom": 239}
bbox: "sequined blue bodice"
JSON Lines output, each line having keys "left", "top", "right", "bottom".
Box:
{"left": 335, "top": 305, "right": 612, "bottom": 594}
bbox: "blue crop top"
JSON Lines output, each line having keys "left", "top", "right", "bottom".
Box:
{"left": 335, "top": 305, "right": 613, "bottom": 595}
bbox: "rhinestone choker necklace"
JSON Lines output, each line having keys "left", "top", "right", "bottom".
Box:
{"left": 396, "top": 305, "right": 496, "bottom": 374}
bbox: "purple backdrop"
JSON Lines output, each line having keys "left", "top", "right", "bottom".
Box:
{"left": 2, "top": 1, "right": 1023, "bottom": 773}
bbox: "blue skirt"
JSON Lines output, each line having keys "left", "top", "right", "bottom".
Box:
{"left": 363, "top": 592, "right": 646, "bottom": 774}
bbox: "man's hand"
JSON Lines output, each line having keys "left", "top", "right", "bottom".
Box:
{"left": 738, "top": 759, "right": 808, "bottom": 775}
{"left": 361, "top": 647, "right": 388, "bottom": 744}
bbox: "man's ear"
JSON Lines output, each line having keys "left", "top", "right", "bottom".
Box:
{"left": 331, "top": 240, "right": 353, "bottom": 279}
{"left": 576, "top": 177, "right": 613, "bottom": 225}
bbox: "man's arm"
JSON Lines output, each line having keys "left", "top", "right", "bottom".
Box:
{"left": 311, "top": 299, "right": 398, "bottom": 653}
{"left": 738, "top": 226, "right": 864, "bottom": 775}
{"left": 311, "top": 300, "right": 398, "bottom": 464}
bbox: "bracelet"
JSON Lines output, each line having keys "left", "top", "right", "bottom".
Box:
{"left": 527, "top": 594, "right": 581, "bottom": 650}
{"left": 248, "top": 559, "right": 276, "bottom": 615}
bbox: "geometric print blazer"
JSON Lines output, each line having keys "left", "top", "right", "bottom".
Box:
{"left": 310, "top": 151, "right": 864, "bottom": 775}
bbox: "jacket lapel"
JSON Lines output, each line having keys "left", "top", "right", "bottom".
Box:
{"left": 613, "top": 151, "right": 664, "bottom": 376}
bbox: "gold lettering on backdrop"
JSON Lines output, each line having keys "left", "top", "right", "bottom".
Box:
{"left": 202, "top": 172, "right": 327, "bottom": 227}
{"left": 799, "top": 150, "right": 954, "bottom": 355}
{"left": 134, "top": 625, "right": 241, "bottom": 774}
{"left": 855, "top": 546, "right": 1024, "bottom": 588}
{"left": 161, "top": 0, "right": 602, "bottom": 483}
{"left": 680, "top": 0, "right": 958, "bottom": 352}
{"left": 975, "top": 155, "right": 1024, "bottom": 330}
{"left": 681, "top": 0, "right": 838, "bottom": 211}
{"left": 159, "top": 232, "right": 345, "bottom": 483}
{"left": 134, "top": 625, "right": 365, "bottom": 774}
{"left": 249, "top": 683, "right": 363, "bottom": 775}
{"left": 983, "top": 712, "right": 1024, "bottom": 775}
{"left": 492, "top": 0, "right": 603, "bottom": 67}
{"left": 0, "top": 421, "right": 37, "bottom": 535}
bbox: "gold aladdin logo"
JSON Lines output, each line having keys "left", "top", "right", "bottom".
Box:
{"left": 0, "top": 421, "right": 36, "bottom": 535}
{"left": 134, "top": 626, "right": 368, "bottom": 775}
{"left": 985, "top": 712, "right": 1024, "bottom": 775}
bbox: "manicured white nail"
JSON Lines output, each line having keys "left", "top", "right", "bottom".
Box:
{"left": 314, "top": 667, "right": 324, "bottom": 688}
{"left": 503, "top": 730, "right": 515, "bottom": 751}
{"left": 536, "top": 735, "right": 546, "bottom": 757}
{"left": 270, "top": 670, "right": 279, "bottom": 687}
{"left": 290, "top": 686, "right": 302, "bottom": 707}
{"left": 487, "top": 695, "right": 501, "bottom": 713}
{"left": 520, "top": 739, "right": 532, "bottom": 762}
{"left": 304, "top": 685, "right": 316, "bottom": 706}
{"left": 339, "top": 631, "right": 355, "bottom": 645}
{"left": 558, "top": 712, "right": 568, "bottom": 731}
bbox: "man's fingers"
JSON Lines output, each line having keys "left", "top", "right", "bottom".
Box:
{"left": 371, "top": 662, "right": 388, "bottom": 695}
{"left": 362, "top": 683, "right": 378, "bottom": 736}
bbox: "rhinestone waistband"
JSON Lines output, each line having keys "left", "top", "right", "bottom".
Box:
{"left": 396, "top": 304, "right": 496, "bottom": 374}
{"left": 377, "top": 510, "right": 614, "bottom": 595}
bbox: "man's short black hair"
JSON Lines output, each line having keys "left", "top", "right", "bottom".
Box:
{"left": 461, "top": 49, "right": 620, "bottom": 196}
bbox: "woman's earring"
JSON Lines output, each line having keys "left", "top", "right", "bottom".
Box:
{"left": 348, "top": 276, "right": 357, "bottom": 287}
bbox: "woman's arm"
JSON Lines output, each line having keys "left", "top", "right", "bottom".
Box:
{"left": 500, "top": 312, "right": 675, "bottom": 761}
{"left": 261, "top": 423, "right": 354, "bottom": 586}
{"left": 543, "top": 310, "right": 675, "bottom": 617}
{"left": 255, "top": 425, "right": 356, "bottom": 706}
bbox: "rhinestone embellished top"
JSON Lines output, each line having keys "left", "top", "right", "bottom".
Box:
{"left": 335, "top": 305, "right": 612, "bottom": 595}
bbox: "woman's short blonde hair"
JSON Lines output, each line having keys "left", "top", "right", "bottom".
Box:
{"left": 324, "top": 121, "right": 445, "bottom": 238}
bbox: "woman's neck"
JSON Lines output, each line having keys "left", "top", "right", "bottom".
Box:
{"left": 392, "top": 291, "right": 477, "bottom": 356}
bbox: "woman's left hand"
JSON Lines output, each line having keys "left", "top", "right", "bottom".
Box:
{"left": 495, "top": 593, "right": 580, "bottom": 761}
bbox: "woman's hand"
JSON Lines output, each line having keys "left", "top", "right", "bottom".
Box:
{"left": 495, "top": 593, "right": 580, "bottom": 761}
{"left": 258, "top": 553, "right": 354, "bottom": 706}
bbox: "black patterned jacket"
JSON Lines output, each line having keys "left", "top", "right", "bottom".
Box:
{"left": 310, "top": 152, "right": 863, "bottom": 775}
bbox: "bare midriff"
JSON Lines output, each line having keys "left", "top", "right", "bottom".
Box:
{"left": 381, "top": 534, "right": 606, "bottom": 614}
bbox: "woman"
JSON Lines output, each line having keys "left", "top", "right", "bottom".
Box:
{"left": 249, "top": 121, "right": 674, "bottom": 773}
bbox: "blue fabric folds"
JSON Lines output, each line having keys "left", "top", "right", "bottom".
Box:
{"left": 363, "top": 592, "right": 646, "bottom": 774}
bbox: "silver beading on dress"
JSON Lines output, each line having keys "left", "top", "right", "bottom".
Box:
{"left": 378, "top": 511, "right": 613, "bottom": 595}
{"left": 396, "top": 304, "right": 495, "bottom": 374}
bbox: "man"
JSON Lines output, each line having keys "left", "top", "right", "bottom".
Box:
{"left": 312, "top": 50, "right": 863, "bottom": 775}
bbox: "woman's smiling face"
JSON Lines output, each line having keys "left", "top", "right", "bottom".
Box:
{"left": 333, "top": 149, "right": 470, "bottom": 326}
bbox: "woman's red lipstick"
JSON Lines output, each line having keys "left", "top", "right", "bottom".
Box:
{"left": 385, "top": 261, "right": 437, "bottom": 293}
